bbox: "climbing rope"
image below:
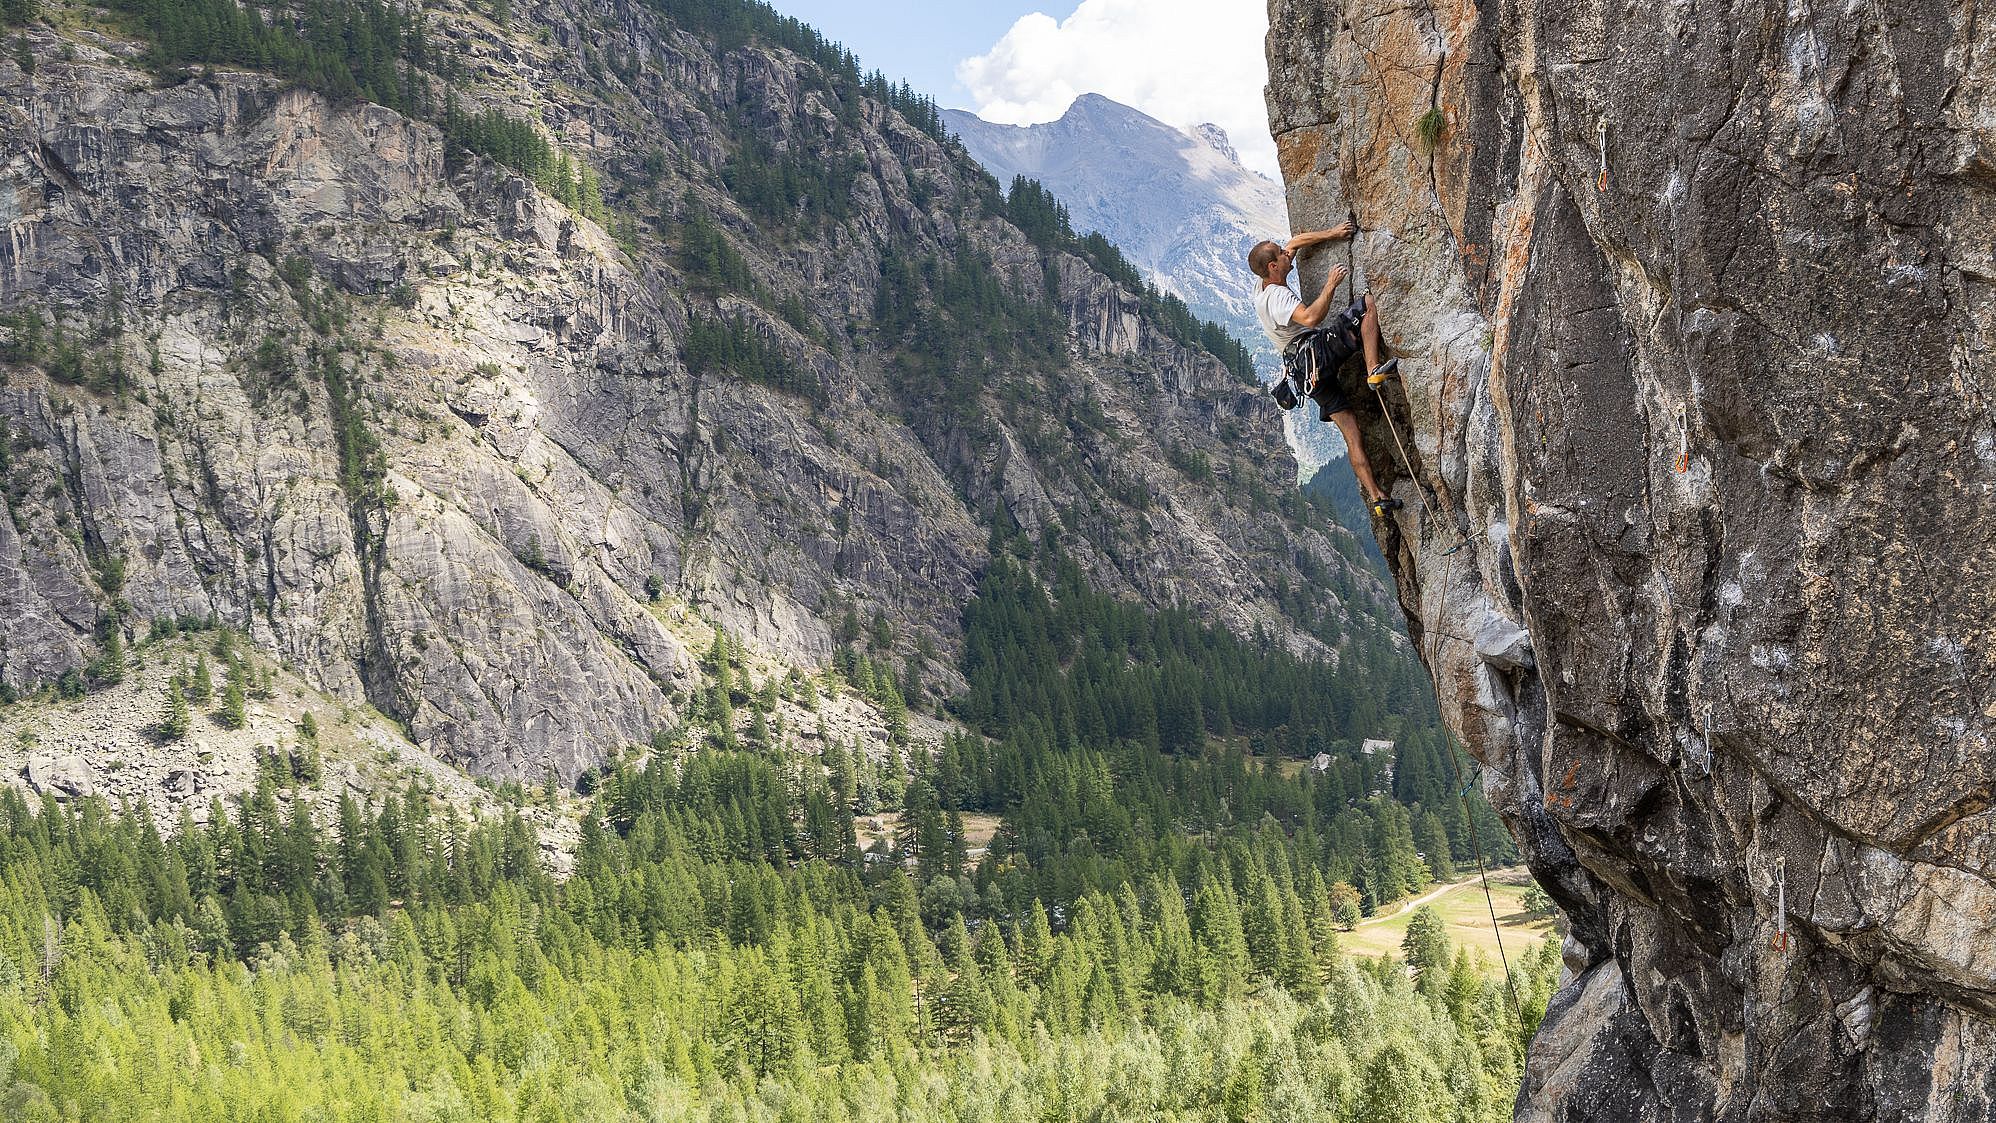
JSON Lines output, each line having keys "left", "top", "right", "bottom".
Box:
{"left": 1455, "top": 738, "right": 1526, "bottom": 1024}
{"left": 1368, "top": 380, "right": 1472, "bottom": 555}
{"left": 1325, "top": 27, "right": 1524, "bottom": 1024}
{"left": 1371, "top": 382, "right": 1439, "bottom": 525}
{"left": 1360, "top": 379, "right": 1523, "bottom": 1020}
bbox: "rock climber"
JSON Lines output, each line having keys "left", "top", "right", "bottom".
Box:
{"left": 1249, "top": 221, "right": 1403, "bottom": 516}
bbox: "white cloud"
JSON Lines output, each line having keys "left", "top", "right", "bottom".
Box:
{"left": 956, "top": 0, "right": 1276, "bottom": 178}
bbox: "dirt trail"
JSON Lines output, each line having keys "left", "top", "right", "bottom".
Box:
{"left": 1357, "top": 867, "right": 1525, "bottom": 928}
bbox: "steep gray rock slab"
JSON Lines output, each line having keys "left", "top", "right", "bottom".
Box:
{"left": 1268, "top": 0, "right": 1996, "bottom": 1117}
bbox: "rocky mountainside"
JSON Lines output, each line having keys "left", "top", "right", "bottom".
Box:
{"left": 1266, "top": 0, "right": 1996, "bottom": 1118}
{"left": 0, "top": 0, "right": 1392, "bottom": 785}
{"left": 943, "top": 96, "right": 1282, "bottom": 357}
{"left": 944, "top": 94, "right": 1343, "bottom": 467}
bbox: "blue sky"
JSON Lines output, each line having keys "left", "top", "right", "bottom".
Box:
{"left": 767, "top": 0, "right": 1278, "bottom": 178}
{"left": 767, "top": 1, "right": 1031, "bottom": 107}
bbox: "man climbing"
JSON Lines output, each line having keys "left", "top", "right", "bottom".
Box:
{"left": 1249, "top": 221, "right": 1403, "bottom": 516}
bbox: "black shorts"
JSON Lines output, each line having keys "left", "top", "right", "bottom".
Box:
{"left": 1293, "top": 297, "right": 1368, "bottom": 420}
{"left": 1309, "top": 381, "right": 1350, "bottom": 420}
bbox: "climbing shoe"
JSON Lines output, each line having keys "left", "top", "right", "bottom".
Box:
{"left": 1366, "top": 358, "right": 1400, "bottom": 387}
{"left": 1369, "top": 495, "right": 1404, "bottom": 517}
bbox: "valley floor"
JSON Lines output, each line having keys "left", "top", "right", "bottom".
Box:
{"left": 1340, "top": 867, "right": 1555, "bottom": 964}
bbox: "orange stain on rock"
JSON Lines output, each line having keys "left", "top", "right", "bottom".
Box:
{"left": 1278, "top": 130, "right": 1324, "bottom": 185}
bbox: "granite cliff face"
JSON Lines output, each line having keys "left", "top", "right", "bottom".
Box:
{"left": 0, "top": 0, "right": 1390, "bottom": 781}
{"left": 1267, "top": 0, "right": 1996, "bottom": 1118}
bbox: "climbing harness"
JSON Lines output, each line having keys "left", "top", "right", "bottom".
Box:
{"left": 1771, "top": 857, "right": 1791, "bottom": 954}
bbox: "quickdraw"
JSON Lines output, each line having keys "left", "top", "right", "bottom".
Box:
{"left": 1595, "top": 118, "right": 1609, "bottom": 193}
{"left": 1771, "top": 856, "right": 1792, "bottom": 954}
{"left": 1693, "top": 707, "right": 1714, "bottom": 773}
{"left": 1673, "top": 405, "right": 1691, "bottom": 474}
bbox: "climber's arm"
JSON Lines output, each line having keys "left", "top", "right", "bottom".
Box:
{"left": 1283, "top": 221, "right": 1356, "bottom": 253}
{"left": 1290, "top": 263, "right": 1349, "bottom": 328}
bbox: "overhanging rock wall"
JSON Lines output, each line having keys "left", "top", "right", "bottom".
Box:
{"left": 1266, "top": 0, "right": 1996, "bottom": 1117}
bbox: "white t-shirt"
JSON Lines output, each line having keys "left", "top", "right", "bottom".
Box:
{"left": 1255, "top": 283, "right": 1304, "bottom": 350}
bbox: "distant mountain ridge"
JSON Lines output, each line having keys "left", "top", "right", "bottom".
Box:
{"left": 944, "top": 95, "right": 1278, "bottom": 356}
{"left": 944, "top": 95, "right": 1344, "bottom": 467}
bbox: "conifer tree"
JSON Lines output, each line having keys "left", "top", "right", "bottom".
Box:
{"left": 92, "top": 628, "right": 126, "bottom": 686}
{"left": 161, "top": 678, "right": 191, "bottom": 740}
{"left": 1444, "top": 948, "right": 1482, "bottom": 1027}
{"left": 1417, "top": 810, "right": 1456, "bottom": 882}
{"left": 190, "top": 654, "right": 213, "bottom": 703}
{"left": 219, "top": 675, "right": 247, "bottom": 730}
{"left": 1355, "top": 1037, "right": 1451, "bottom": 1123}
{"left": 1016, "top": 899, "right": 1054, "bottom": 988}
{"left": 1401, "top": 905, "right": 1451, "bottom": 997}
{"left": 1190, "top": 871, "right": 1251, "bottom": 1002}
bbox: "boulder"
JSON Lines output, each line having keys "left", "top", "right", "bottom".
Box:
{"left": 23, "top": 754, "right": 95, "bottom": 799}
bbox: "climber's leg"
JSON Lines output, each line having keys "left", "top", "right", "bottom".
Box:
{"left": 1329, "top": 408, "right": 1397, "bottom": 514}
{"left": 1359, "top": 295, "right": 1398, "bottom": 385}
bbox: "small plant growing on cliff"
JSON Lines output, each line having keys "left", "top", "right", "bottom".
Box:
{"left": 521, "top": 533, "right": 550, "bottom": 574}
{"left": 1415, "top": 107, "right": 1445, "bottom": 153}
